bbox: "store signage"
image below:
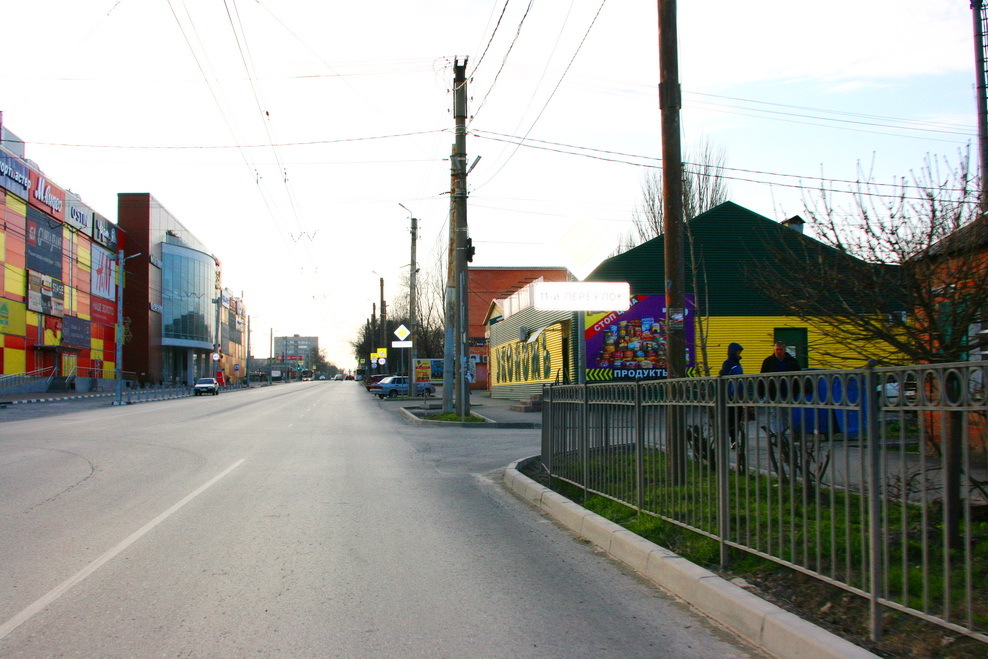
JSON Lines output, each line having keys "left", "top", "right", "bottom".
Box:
{"left": 28, "top": 170, "right": 65, "bottom": 221}
{"left": 92, "top": 213, "right": 118, "bottom": 251}
{"left": 90, "top": 297, "right": 116, "bottom": 326}
{"left": 61, "top": 315, "right": 90, "bottom": 347}
{"left": 0, "top": 148, "right": 30, "bottom": 198}
{"left": 149, "top": 254, "right": 163, "bottom": 268}
{"left": 149, "top": 302, "right": 163, "bottom": 313}
{"left": 532, "top": 281, "right": 631, "bottom": 311}
{"left": 65, "top": 200, "right": 93, "bottom": 236}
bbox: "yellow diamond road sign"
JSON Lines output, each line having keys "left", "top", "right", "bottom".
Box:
{"left": 394, "top": 324, "right": 411, "bottom": 341}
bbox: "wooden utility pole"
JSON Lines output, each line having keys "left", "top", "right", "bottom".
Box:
{"left": 658, "top": 0, "right": 687, "bottom": 484}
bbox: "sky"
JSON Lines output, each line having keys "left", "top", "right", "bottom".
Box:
{"left": 0, "top": 1, "right": 978, "bottom": 368}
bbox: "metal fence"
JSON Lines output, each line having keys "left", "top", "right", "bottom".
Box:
{"left": 542, "top": 362, "right": 988, "bottom": 644}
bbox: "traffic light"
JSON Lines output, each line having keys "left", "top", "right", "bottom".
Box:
{"left": 466, "top": 237, "right": 475, "bottom": 262}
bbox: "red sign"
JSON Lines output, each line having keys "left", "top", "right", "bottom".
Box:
{"left": 28, "top": 169, "right": 65, "bottom": 222}
{"left": 90, "top": 297, "right": 117, "bottom": 326}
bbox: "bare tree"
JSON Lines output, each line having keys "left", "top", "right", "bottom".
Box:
{"left": 755, "top": 151, "right": 988, "bottom": 365}
{"left": 630, "top": 139, "right": 730, "bottom": 244}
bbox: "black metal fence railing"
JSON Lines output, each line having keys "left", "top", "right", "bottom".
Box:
{"left": 542, "top": 362, "right": 988, "bottom": 645}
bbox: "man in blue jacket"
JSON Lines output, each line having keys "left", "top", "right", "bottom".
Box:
{"left": 719, "top": 343, "right": 745, "bottom": 468}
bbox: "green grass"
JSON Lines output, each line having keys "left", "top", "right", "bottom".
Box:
{"left": 545, "top": 449, "right": 988, "bottom": 630}
{"left": 423, "top": 412, "right": 487, "bottom": 423}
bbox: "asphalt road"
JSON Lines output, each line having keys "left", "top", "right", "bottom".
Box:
{"left": 0, "top": 382, "right": 758, "bottom": 657}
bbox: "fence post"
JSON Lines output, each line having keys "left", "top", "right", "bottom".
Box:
{"left": 716, "top": 376, "right": 730, "bottom": 567}
{"left": 541, "top": 384, "right": 552, "bottom": 475}
{"left": 581, "top": 382, "right": 589, "bottom": 501}
{"left": 636, "top": 381, "right": 644, "bottom": 512}
{"left": 865, "top": 364, "right": 884, "bottom": 642}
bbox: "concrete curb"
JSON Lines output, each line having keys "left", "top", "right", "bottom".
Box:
{"left": 2, "top": 393, "right": 116, "bottom": 406}
{"left": 504, "top": 457, "right": 878, "bottom": 659}
{"left": 398, "top": 406, "right": 537, "bottom": 429}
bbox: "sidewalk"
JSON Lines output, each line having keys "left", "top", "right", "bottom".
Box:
{"left": 397, "top": 389, "right": 543, "bottom": 428}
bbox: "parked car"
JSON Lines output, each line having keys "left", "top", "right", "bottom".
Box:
{"left": 369, "top": 376, "right": 436, "bottom": 399}
{"left": 193, "top": 377, "right": 220, "bottom": 396}
{"left": 364, "top": 374, "right": 389, "bottom": 390}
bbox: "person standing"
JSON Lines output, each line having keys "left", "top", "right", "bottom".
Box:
{"left": 760, "top": 341, "right": 801, "bottom": 374}
{"left": 759, "top": 341, "right": 801, "bottom": 436}
{"left": 720, "top": 343, "right": 746, "bottom": 470}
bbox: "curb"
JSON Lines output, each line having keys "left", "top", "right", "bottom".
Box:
{"left": 504, "top": 457, "right": 878, "bottom": 659}
{"left": 398, "top": 406, "right": 538, "bottom": 429}
{"left": 2, "top": 393, "right": 116, "bottom": 406}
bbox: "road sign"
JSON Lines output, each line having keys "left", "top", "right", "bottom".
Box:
{"left": 211, "top": 352, "right": 220, "bottom": 361}
{"left": 392, "top": 340, "right": 412, "bottom": 348}
{"left": 394, "top": 324, "right": 410, "bottom": 341}
{"left": 378, "top": 358, "right": 387, "bottom": 366}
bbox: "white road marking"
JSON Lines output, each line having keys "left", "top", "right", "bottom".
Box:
{"left": 0, "top": 459, "right": 245, "bottom": 641}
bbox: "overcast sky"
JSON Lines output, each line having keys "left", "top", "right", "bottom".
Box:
{"left": 0, "top": 1, "right": 977, "bottom": 367}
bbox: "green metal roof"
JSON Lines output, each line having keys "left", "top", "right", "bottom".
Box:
{"left": 587, "top": 201, "right": 891, "bottom": 316}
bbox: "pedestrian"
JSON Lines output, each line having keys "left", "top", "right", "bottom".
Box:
{"left": 719, "top": 342, "right": 743, "bottom": 377}
{"left": 759, "top": 341, "right": 801, "bottom": 436}
{"left": 719, "top": 343, "right": 746, "bottom": 467}
{"left": 760, "top": 341, "right": 801, "bottom": 374}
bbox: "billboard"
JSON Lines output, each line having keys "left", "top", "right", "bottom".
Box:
{"left": 27, "top": 270, "right": 65, "bottom": 317}
{"left": 414, "top": 358, "right": 444, "bottom": 383}
{"left": 26, "top": 208, "right": 63, "bottom": 279}
{"left": 584, "top": 294, "right": 695, "bottom": 381}
{"left": 61, "top": 315, "right": 91, "bottom": 347}
{"left": 91, "top": 246, "right": 116, "bottom": 301}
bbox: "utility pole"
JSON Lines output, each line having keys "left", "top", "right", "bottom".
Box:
{"left": 451, "top": 56, "right": 470, "bottom": 418}
{"left": 658, "top": 0, "right": 687, "bottom": 484}
{"left": 972, "top": 1, "right": 988, "bottom": 212}
{"left": 400, "top": 204, "right": 418, "bottom": 397}
{"left": 379, "top": 278, "right": 387, "bottom": 373}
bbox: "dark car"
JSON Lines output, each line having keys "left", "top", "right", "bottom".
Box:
{"left": 363, "top": 374, "right": 389, "bottom": 391}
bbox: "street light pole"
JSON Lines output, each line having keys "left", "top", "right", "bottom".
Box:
{"left": 113, "top": 249, "right": 141, "bottom": 406}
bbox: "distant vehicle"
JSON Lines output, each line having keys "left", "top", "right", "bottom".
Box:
{"left": 344, "top": 374, "right": 356, "bottom": 380}
{"left": 369, "top": 376, "right": 436, "bottom": 399}
{"left": 193, "top": 377, "right": 220, "bottom": 396}
{"left": 301, "top": 369, "right": 313, "bottom": 381}
{"left": 333, "top": 374, "right": 344, "bottom": 381}
{"left": 319, "top": 375, "right": 328, "bottom": 380}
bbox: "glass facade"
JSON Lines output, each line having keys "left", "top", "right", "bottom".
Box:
{"left": 161, "top": 243, "right": 217, "bottom": 347}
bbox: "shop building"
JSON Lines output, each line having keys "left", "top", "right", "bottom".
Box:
{"left": 0, "top": 121, "right": 123, "bottom": 393}
{"left": 118, "top": 193, "right": 246, "bottom": 387}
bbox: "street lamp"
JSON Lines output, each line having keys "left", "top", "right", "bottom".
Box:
{"left": 113, "top": 250, "right": 142, "bottom": 406}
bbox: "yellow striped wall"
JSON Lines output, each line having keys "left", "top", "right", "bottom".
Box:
{"left": 700, "top": 316, "right": 865, "bottom": 374}
{"left": 490, "top": 322, "right": 566, "bottom": 389}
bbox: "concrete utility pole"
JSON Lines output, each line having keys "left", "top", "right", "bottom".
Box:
{"left": 379, "top": 278, "right": 387, "bottom": 372}
{"left": 972, "top": 1, "right": 988, "bottom": 211}
{"left": 658, "top": 0, "right": 687, "bottom": 485}
{"left": 400, "top": 204, "right": 418, "bottom": 395}
{"left": 451, "top": 57, "right": 471, "bottom": 419}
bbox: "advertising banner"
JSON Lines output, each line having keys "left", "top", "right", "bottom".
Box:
{"left": 91, "top": 246, "right": 116, "bottom": 301}
{"left": 584, "top": 294, "right": 695, "bottom": 381}
{"left": 414, "top": 358, "right": 443, "bottom": 383}
{"left": 90, "top": 296, "right": 116, "bottom": 327}
{"left": 26, "top": 208, "right": 63, "bottom": 279}
{"left": 0, "top": 299, "right": 27, "bottom": 335}
{"left": 0, "top": 148, "right": 30, "bottom": 199}
{"left": 61, "top": 315, "right": 91, "bottom": 347}
{"left": 27, "top": 270, "right": 65, "bottom": 317}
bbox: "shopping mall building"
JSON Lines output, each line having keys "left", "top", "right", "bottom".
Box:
{"left": 0, "top": 121, "right": 246, "bottom": 393}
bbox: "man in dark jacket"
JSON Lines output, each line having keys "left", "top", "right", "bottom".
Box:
{"left": 759, "top": 341, "right": 800, "bottom": 437}
{"left": 760, "top": 341, "right": 801, "bottom": 374}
